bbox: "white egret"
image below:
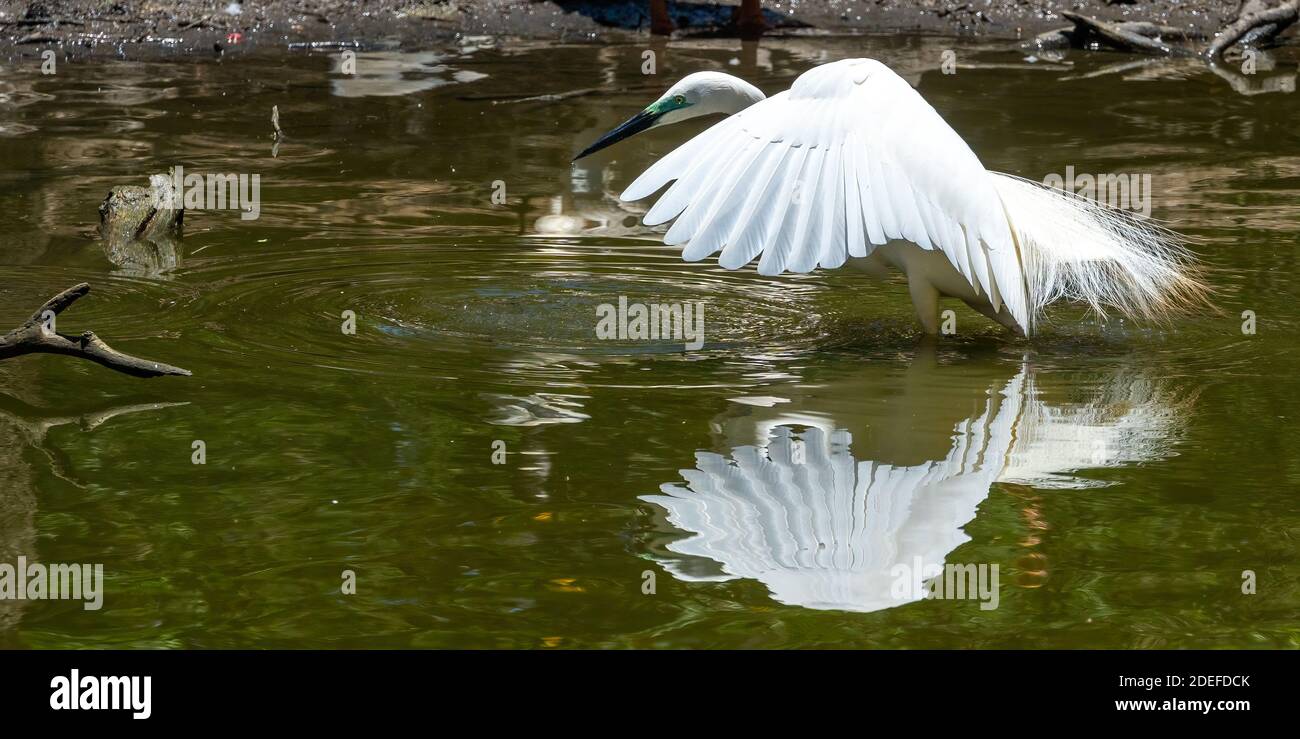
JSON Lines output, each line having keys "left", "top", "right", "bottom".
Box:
{"left": 575, "top": 59, "right": 1208, "bottom": 335}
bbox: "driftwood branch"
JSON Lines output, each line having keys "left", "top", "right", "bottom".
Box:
{"left": 1206, "top": 0, "right": 1300, "bottom": 59}
{"left": 1062, "top": 12, "right": 1198, "bottom": 57}
{"left": 1049, "top": 1, "right": 1298, "bottom": 60}
{"left": 0, "top": 283, "right": 191, "bottom": 378}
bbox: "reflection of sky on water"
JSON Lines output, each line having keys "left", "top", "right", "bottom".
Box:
{"left": 643, "top": 363, "right": 1188, "bottom": 613}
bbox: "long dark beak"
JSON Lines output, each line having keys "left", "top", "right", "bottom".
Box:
{"left": 573, "top": 109, "right": 659, "bottom": 162}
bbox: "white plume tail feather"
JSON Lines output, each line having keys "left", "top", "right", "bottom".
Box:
{"left": 991, "top": 172, "right": 1210, "bottom": 328}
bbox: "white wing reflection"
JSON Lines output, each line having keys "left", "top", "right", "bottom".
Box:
{"left": 329, "top": 52, "right": 487, "bottom": 98}
{"left": 1000, "top": 372, "right": 1185, "bottom": 489}
{"left": 642, "top": 362, "right": 1186, "bottom": 613}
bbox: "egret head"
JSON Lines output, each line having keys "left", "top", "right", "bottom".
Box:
{"left": 573, "top": 71, "right": 765, "bottom": 161}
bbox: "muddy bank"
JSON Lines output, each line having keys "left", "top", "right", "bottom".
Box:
{"left": 0, "top": 0, "right": 1275, "bottom": 55}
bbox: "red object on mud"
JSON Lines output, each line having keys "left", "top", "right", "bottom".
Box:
{"left": 226, "top": 32, "right": 243, "bottom": 44}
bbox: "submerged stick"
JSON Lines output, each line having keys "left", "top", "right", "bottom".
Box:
{"left": 0, "top": 283, "right": 191, "bottom": 378}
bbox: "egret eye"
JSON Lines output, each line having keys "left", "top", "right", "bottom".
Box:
{"left": 673, "top": 95, "right": 686, "bottom": 105}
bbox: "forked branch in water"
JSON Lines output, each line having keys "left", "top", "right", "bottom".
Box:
{"left": 0, "top": 283, "right": 191, "bottom": 378}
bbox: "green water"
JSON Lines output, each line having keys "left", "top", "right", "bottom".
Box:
{"left": 0, "top": 36, "right": 1296, "bottom": 648}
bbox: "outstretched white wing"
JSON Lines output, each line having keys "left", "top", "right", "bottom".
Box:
{"left": 622, "top": 58, "right": 1029, "bottom": 328}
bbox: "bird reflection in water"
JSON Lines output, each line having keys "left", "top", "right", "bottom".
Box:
{"left": 641, "top": 356, "right": 1190, "bottom": 613}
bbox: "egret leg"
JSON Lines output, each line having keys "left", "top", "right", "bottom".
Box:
{"left": 907, "top": 278, "right": 941, "bottom": 335}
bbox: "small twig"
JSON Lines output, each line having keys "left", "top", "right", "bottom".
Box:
{"left": 5, "top": 18, "right": 74, "bottom": 26}
{"left": 271, "top": 106, "right": 285, "bottom": 156}
{"left": 496, "top": 87, "right": 604, "bottom": 105}
{"left": 0, "top": 284, "right": 190, "bottom": 378}
{"left": 178, "top": 15, "right": 213, "bottom": 31}
{"left": 286, "top": 40, "right": 361, "bottom": 50}
{"left": 456, "top": 84, "right": 663, "bottom": 103}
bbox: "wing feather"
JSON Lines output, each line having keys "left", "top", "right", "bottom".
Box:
{"left": 720, "top": 145, "right": 804, "bottom": 269}
{"left": 781, "top": 146, "right": 828, "bottom": 274}
{"left": 841, "top": 140, "right": 869, "bottom": 259}
{"left": 863, "top": 147, "right": 899, "bottom": 241}
{"left": 665, "top": 136, "right": 762, "bottom": 246}
{"left": 753, "top": 145, "right": 811, "bottom": 275}
{"left": 644, "top": 130, "right": 749, "bottom": 225}
{"left": 692, "top": 141, "right": 785, "bottom": 263}
{"left": 815, "top": 145, "right": 845, "bottom": 270}
{"left": 622, "top": 113, "right": 747, "bottom": 202}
